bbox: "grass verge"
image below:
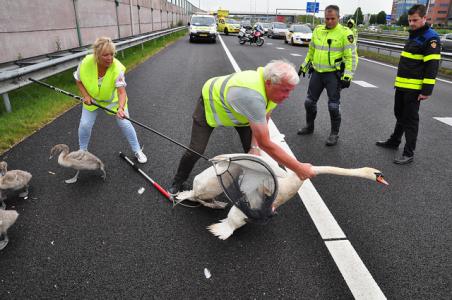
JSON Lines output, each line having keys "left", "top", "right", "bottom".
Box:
{"left": 0, "top": 29, "right": 187, "bottom": 155}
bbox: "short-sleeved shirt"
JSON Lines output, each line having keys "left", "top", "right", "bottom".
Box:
{"left": 226, "top": 86, "right": 267, "bottom": 124}
{"left": 73, "top": 63, "right": 127, "bottom": 88}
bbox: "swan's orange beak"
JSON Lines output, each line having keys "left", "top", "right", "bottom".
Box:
{"left": 376, "top": 175, "right": 389, "bottom": 185}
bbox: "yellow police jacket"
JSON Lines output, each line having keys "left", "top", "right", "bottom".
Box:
{"left": 302, "top": 24, "right": 358, "bottom": 79}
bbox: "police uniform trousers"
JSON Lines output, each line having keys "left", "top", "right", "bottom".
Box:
{"left": 390, "top": 89, "right": 421, "bottom": 157}
{"left": 173, "top": 97, "right": 252, "bottom": 183}
{"left": 305, "top": 70, "right": 342, "bottom": 134}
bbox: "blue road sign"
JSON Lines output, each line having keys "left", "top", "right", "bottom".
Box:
{"left": 306, "top": 2, "right": 320, "bottom": 13}
{"left": 386, "top": 14, "right": 392, "bottom": 20}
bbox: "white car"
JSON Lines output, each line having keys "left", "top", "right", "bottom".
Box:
{"left": 285, "top": 24, "right": 312, "bottom": 46}
{"left": 188, "top": 14, "right": 217, "bottom": 43}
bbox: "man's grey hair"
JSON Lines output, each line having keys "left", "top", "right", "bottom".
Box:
{"left": 263, "top": 60, "right": 300, "bottom": 86}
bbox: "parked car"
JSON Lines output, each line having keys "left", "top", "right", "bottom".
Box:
{"left": 441, "top": 33, "right": 452, "bottom": 52}
{"left": 285, "top": 24, "right": 312, "bottom": 46}
{"left": 188, "top": 14, "right": 217, "bottom": 43}
{"left": 240, "top": 20, "right": 252, "bottom": 29}
{"left": 267, "top": 22, "right": 288, "bottom": 39}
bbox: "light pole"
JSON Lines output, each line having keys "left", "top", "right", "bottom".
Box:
{"left": 312, "top": 0, "right": 316, "bottom": 26}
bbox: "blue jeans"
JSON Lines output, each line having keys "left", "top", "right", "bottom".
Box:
{"left": 78, "top": 107, "right": 141, "bottom": 152}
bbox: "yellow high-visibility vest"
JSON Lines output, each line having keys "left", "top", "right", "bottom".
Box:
{"left": 79, "top": 54, "right": 127, "bottom": 112}
{"left": 202, "top": 67, "right": 277, "bottom": 127}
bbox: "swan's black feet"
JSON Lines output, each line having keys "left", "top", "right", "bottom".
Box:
{"left": 393, "top": 155, "right": 413, "bottom": 165}
{"left": 325, "top": 134, "right": 339, "bottom": 146}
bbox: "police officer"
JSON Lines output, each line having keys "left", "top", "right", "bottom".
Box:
{"left": 347, "top": 19, "right": 358, "bottom": 42}
{"left": 376, "top": 4, "right": 441, "bottom": 164}
{"left": 297, "top": 5, "right": 358, "bottom": 146}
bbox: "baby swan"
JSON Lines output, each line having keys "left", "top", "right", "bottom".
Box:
{"left": 0, "top": 209, "right": 19, "bottom": 250}
{"left": 49, "top": 144, "right": 106, "bottom": 184}
{"left": 0, "top": 161, "right": 32, "bottom": 209}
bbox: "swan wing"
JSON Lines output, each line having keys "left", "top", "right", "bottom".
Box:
{"left": 64, "top": 151, "right": 102, "bottom": 169}
{"left": 0, "top": 171, "right": 32, "bottom": 189}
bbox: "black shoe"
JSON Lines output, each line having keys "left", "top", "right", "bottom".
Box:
{"left": 297, "top": 126, "right": 314, "bottom": 135}
{"left": 393, "top": 155, "right": 414, "bottom": 165}
{"left": 376, "top": 140, "right": 399, "bottom": 149}
{"left": 325, "top": 134, "right": 339, "bottom": 146}
{"left": 168, "top": 180, "right": 184, "bottom": 195}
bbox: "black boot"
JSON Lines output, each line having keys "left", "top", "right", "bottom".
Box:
{"left": 326, "top": 110, "right": 341, "bottom": 146}
{"left": 168, "top": 179, "right": 185, "bottom": 195}
{"left": 297, "top": 109, "right": 316, "bottom": 135}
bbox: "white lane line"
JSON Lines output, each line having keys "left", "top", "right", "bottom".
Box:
{"left": 276, "top": 47, "right": 285, "bottom": 50}
{"left": 218, "top": 34, "right": 386, "bottom": 299}
{"left": 434, "top": 117, "right": 452, "bottom": 126}
{"left": 266, "top": 42, "right": 273, "bottom": 45}
{"left": 290, "top": 53, "right": 303, "bottom": 57}
{"left": 353, "top": 80, "right": 378, "bottom": 88}
{"left": 359, "top": 57, "right": 452, "bottom": 84}
{"left": 326, "top": 240, "right": 387, "bottom": 299}
{"left": 218, "top": 35, "right": 241, "bottom": 73}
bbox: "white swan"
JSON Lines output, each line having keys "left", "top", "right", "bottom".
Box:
{"left": 0, "top": 161, "right": 32, "bottom": 209}
{"left": 176, "top": 154, "right": 388, "bottom": 240}
{"left": 0, "top": 209, "right": 19, "bottom": 250}
{"left": 49, "top": 144, "right": 106, "bottom": 184}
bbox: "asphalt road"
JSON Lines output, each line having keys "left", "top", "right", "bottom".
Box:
{"left": 0, "top": 34, "right": 451, "bottom": 299}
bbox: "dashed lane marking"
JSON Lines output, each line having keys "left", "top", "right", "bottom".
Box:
{"left": 353, "top": 80, "right": 378, "bottom": 88}
{"left": 290, "top": 53, "right": 303, "bottom": 57}
{"left": 434, "top": 117, "right": 452, "bottom": 126}
{"left": 218, "top": 34, "right": 386, "bottom": 299}
{"left": 276, "top": 47, "right": 285, "bottom": 50}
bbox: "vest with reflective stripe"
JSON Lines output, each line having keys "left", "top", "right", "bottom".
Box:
{"left": 202, "top": 67, "right": 277, "bottom": 127}
{"left": 302, "top": 24, "right": 357, "bottom": 78}
{"left": 79, "top": 54, "right": 127, "bottom": 112}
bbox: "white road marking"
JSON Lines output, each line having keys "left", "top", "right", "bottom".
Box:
{"left": 266, "top": 42, "right": 273, "bottom": 45}
{"left": 326, "top": 240, "right": 387, "bottom": 299}
{"left": 434, "top": 117, "right": 452, "bottom": 126}
{"left": 360, "top": 57, "right": 452, "bottom": 84}
{"left": 218, "top": 34, "right": 386, "bottom": 299}
{"left": 290, "top": 53, "right": 303, "bottom": 57}
{"left": 276, "top": 47, "right": 285, "bottom": 50}
{"left": 353, "top": 80, "right": 378, "bottom": 88}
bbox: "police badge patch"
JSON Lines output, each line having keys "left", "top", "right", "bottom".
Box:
{"left": 348, "top": 34, "right": 354, "bottom": 43}
{"left": 430, "top": 40, "right": 437, "bottom": 49}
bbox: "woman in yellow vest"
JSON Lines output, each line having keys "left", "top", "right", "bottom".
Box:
{"left": 74, "top": 37, "right": 147, "bottom": 163}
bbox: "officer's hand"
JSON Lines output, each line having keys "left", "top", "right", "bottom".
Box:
{"left": 298, "top": 66, "right": 306, "bottom": 77}
{"left": 340, "top": 76, "right": 352, "bottom": 89}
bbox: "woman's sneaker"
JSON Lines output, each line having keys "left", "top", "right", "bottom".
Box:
{"left": 135, "top": 150, "right": 147, "bottom": 163}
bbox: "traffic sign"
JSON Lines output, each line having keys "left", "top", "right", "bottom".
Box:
{"left": 306, "top": 2, "right": 320, "bottom": 13}
{"left": 386, "top": 14, "right": 392, "bottom": 20}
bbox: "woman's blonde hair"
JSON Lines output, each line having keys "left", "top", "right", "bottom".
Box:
{"left": 92, "top": 37, "right": 116, "bottom": 62}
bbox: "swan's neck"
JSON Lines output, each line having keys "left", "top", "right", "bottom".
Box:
{"left": 57, "top": 148, "right": 69, "bottom": 164}
{"left": 313, "top": 166, "right": 366, "bottom": 178}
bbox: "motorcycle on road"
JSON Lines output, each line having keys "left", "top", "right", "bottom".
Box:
{"left": 238, "top": 27, "right": 264, "bottom": 47}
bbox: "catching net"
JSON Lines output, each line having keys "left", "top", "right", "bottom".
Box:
{"left": 211, "top": 155, "right": 279, "bottom": 224}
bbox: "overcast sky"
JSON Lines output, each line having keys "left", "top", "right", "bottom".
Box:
{"left": 189, "top": 0, "right": 393, "bottom": 15}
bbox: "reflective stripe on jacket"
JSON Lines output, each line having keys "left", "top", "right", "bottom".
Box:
{"left": 394, "top": 25, "right": 441, "bottom": 95}
{"left": 302, "top": 24, "right": 357, "bottom": 78}
{"left": 202, "top": 67, "right": 277, "bottom": 127}
{"left": 79, "top": 54, "right": 127, "bottom": 112}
